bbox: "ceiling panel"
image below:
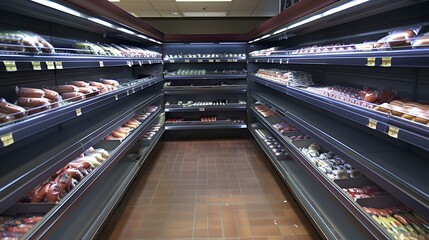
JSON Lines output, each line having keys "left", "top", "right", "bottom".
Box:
{"left": 113, "top": 0, "right": 280, "bottom": 17}
{"left": 229, "top": 11, "right": 253, "bottom": 17}
{"left": 231, "top": 1, "right": 261, "bottom": 11}
{"left": 149, "top": 1, "right": 179, "bottom": 11}
{"left": 134, "top": 11, "right": 161, "bottom": 17}
{"left": 115, "top": 2, "right": 155, "bottom": 12}
{"left": 176, "top": 2, "right": 233, "bottom": 12}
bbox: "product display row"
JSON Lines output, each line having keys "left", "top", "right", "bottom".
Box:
{"left": 249, "top": 28, "right": 429, "bottom": 57}
{"left": 0, "top": 31, "right": 161, "bottom": 57}
{"left": 248, "top": 96, "right": 429, "bottom": 239}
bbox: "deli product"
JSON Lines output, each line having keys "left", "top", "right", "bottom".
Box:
{"left": 25, "top": 146, "right": 109, "bottom": 204}
{"left": 255, "top": 69, "right": 314, "bottom": 87}
{"left": 60, "top": 92, "right": 85, "bottom": 101}
{"left": 364, "top": 206, "right": 429, "bottom": 239}
{"left": 343, "top": 185, "right": 389, "bottom": 200}
{"left": 0, "top": 215, "right": 43, "bottom": 239}
{"left": 0, "top": 31, "right": 55, "bottom": 54}
{"left": 255, "top": 105, "right": 276, "bottom": 117}
{"left": 16, "top": 87, "right": 44, "bottom": 98}
{"left": 54, "top": 85, "right": 79, "bottom": 94}
{"left": 0, "top": 98, "right": 26, "bottom": 119}
{"left": 252, "top": 125, "right": 288, "bottom": 159}
{"left": 376, "top": 28, "right": 419, "bottom": 49}
{"left": 100, "top": 79, "right": 119, "bottom": 87}
{"left": 412, "top": 32, "right": 429, "bottom": 48}
{"left": 300, "top": 143, "right": 363, "bottom": 180}
{"left": 69, "top": 81, "right": 89, "bottom": 88}
{"left": 272, "top": 122, "right": 299, "bottom": 134}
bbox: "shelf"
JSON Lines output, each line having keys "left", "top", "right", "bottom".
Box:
{"left": 165, "top": 121, "right": 246, "bottom": 130}
{"left": 249, "top": 108, "right": 391, "bottom": 239}
{"left": 249, "top": 124, "right": 374, "bottom": 240}
{"left": 163, "top": 85, "right": 247, "bottom": 95}
{"left": 165, "top": 104, "right": 246, "bottom": 112}
{"left": 164, "top": 74, "right": 246, "bottom": 80}
{"left": 249, "top": 48, "right": 429, "bottom": 68}
{"left": 0, "top": 54, "right": 162, "bottom": 72}
{"left": 249, "top": 88, "right": 429, "bottom": 218}
{"left": 249, "top": 74, "right": 429, "bottom": 152}
{"left": 164, "top": 58, "right": 246, "bottom": 64}
{"left": 0, "top": 75, "right": 163, "bottom": 149}
{"left": 24, "top": 108, "right": 163, "bottom": 239}
{"left": 0, "top": 91, "right": 163, "bottom": 214}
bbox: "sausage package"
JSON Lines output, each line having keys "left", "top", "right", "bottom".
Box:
{"left": 376, "top": 27, "right": 421, "bottom": 49}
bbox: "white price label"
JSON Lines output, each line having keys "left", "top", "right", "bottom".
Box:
{"left": 46, "top": 61, "right": 55, "bottom": 70}
{"left": 31, "top": 61, "right": 41, "bottom": 70}
{"left": 99, "top": 61, "right": 104, "bottom": 67}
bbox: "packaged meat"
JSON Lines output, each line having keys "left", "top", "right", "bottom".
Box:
{"left": 16, "top": 86, "right": 45, "bottom": 98}
{"left": 100, "top": 79, "right": 119, "bottom": 87}
{"left": 0, "top": 98, "right": 26, "bottom": 118}
{"left": 411, "top": 32, "right": 429, "bottom": 48}
{"left": 61, "top": 92, "right": 85, "bottom": 101}
{"left": 54, "top": 85, "right": 79, "bottom": 93}
{"left": 42, "top": 88, "right": 62, "bottom": 102}
{"left": 16, "top": 97, "right": 50, "bottom": 108}
{"left": 69, "top": 81, "right": 89, "bottom": 88}
{"left": 376, "top": 28, "right": 420, "bottom": 49}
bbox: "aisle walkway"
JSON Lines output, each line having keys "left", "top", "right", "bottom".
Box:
{"left": 100, "top": 139, "right": 320, "bottom": 240}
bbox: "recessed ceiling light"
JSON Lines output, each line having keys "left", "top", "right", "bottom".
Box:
{"left": 176, "top": 0, "right": 231, "bottom": 2}
{"left": 183, "top": 11, "right": 227, "bottom": 17}
{"left": 170, "top": 12, "right": 179, "bottom": 15}
{"left": 108, "top": 0, "right": 120, "bottom": 2}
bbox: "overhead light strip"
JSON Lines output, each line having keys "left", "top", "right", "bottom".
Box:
{"left": 31, "top": 0, "right": 82, "bottom": 17}
{"left": 30, "top": 0, "right": 162, "bottom": 44}
{"left": 249, "top": 0, "right": 370, "bottom": 43}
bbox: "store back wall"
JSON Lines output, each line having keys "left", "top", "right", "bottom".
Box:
{"left": 141, "top": 17, "right": 269, "bottom": 34}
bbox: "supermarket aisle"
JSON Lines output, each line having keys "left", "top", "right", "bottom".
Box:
{"left": 100, "top": 139, "right": 320, "bottom": 240}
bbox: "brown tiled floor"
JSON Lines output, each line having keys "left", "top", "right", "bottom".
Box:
{"left": 99, "top": 139, "right": 321, "bottom": 240}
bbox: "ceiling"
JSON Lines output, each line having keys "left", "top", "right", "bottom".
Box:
{"left": 111, "top": 0, "right": 280, "bottom": 18}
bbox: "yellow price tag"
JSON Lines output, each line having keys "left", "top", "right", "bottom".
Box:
{"left": 55, "top": 61, "right": 63, "bottom": 69}
{"left": 169, "top": 60, "right": 175, "bottom": 63}
{"left": 381, "top": 57, "right": 392, "bottom": 67}
{"left": 31, "top": 61, "right": 42, "bottom": 70}
{"left": 3, "top": 61, "right": 17, "bottom": 71}
{"left": 1, "top": 133, "right": 14, "bottom": 147}
{"left": 227, "top": 59, "right": 233, "bottom": 62}
{"left": 46, "top": 61, "right": 55, "bottom": 70}
{"left": 209, "top": 59, "right": 214, "bottom": 62}
{"left": 215, "top": 59, "right": 221, "bottom": 62}
{"left": 367, "top": 118, "right": 377, "bottom": 129}
{"left": 387, "top": 125, "right": 399, "bottom": 138}
{"left": 76, "top": 108, "right": 82, "bottom": 116}
{"left": 185, "top": 59, "right": 190, "bottom": 63}
{"left": 199, "top": 108, "right": 205, "bottom": 112}
{"left": 197, "top": 59, "right": 203, "bottom": 63}
{"left": 366, "top": 57, "right": 375, "bottom": 67}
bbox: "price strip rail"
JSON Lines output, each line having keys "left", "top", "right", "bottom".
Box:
{"left": 164, "top": 57, "right": 246, "bottom": 64}
{"left": 0, "top": 54, "right": 162, "bottom": 72}
{"left": 0, "top": 75, "right": 163, "bottom": 149}
{"left": 165, "top": 104, "right": 247, "bottom": 112}
{"left": 250, "top": 74, "right": 429, "bottom": 151}
{"left": 164, "top": 74, "right": 247, "bottom": 80}
{"left": 249, "top": 89, "right": 429, "bottom": 218}
{"left": 248, "top": 48, "right": 429, "bottom": 68}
